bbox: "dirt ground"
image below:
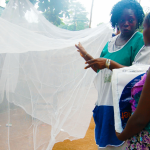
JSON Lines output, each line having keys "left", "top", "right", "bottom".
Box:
{"left": 0, "top": 100, "right": 97, "bottom": 150}
{"left": 53, "top": 117, "right": 97, "bottom": 150}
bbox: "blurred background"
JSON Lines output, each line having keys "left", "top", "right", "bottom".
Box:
{"left": 0, "top": 0, "right": 150, "bottom": 30}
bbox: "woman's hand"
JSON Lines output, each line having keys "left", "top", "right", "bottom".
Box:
{"left": 75, "top": 42, "right": 87, "bottom": 57}
{"left": 85, "top": 58, "right": 106, "bottom": 70}
{"left": 75, "top": 42, "right": 97, "bottom": 72}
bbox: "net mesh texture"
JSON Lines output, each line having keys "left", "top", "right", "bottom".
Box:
{"left": 0, "top": 0, "right": 112, "bottom": 149}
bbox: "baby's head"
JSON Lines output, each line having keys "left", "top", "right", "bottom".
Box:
{"left": 143, "top": 13, "right": 150, "bottom": 46}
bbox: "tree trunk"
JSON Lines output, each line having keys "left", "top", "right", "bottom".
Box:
{"left": 89, "top": 0, "right": 94, "bottom": 28}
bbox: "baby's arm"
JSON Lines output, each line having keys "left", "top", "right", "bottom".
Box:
{"left": 116, "top": 69, "right": 150, "bottom": 141}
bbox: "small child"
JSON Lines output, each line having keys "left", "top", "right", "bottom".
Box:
{"left": 116, "top": 13, "right": 150, "bottom": 149}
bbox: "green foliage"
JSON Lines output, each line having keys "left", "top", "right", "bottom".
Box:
{"left": 137, "top": 25, "right": 144, "bottom": 33}
{"left": 59, "top": 0, "right": 89, "bottom": 31}
{"left": 29, "top": 0, "right": 38, "bottom": 5}
{"left": 5, "top": 0, "right": 37, "bottom": 5}
{"left": 5, "top": 0, "right": 89, "bottom": 31}
{"left": 38, "top": 0, "right": 89, "bottom": 30}
{"left": 5, "top": 0, "right": 9, "bottom": 4}
{"left": 38, "top": 0, "right": 70, "bottom": 26}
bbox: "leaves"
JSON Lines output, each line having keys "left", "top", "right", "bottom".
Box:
{"left": 5, "top": 0, "right": 37, "bottom": 5}
{"left": 38, "top": 0, "right": 89, "bottom": 30}
{"left": 59, "top": 0, "right": 89, "bottom": 31}
{"left": 37, "top": 0, "right": 70, "bottom": 26}
{"left": 5, "top": 0, "right": 89, "bottom": 30}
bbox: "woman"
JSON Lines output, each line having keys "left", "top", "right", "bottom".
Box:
{"left": 116, "top": 13, "right": 150, "bottom": 150}
{"left": 75, "top": 0, "right": 145, "bottom": 149}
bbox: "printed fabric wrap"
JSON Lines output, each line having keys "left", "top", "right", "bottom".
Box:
{"left": 112, "top": 65, "right": 150, "bottom": 133}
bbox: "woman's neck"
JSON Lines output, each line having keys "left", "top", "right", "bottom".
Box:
{"left": 115, "top": 31, "right": 136, "bottom": 47}
{"left": 120, "top": 31, "right": 136, "bottom": 41}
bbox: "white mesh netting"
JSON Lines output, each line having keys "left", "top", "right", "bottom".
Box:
{"left": 0, "top": 0, "right": 112, "bottom": 149}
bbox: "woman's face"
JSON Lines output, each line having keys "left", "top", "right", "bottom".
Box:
{"left": 143, "top": 21, "right": 150, "bottom": 46}
{"left": 118, "top": 9, "right": 137, "bottom": 37}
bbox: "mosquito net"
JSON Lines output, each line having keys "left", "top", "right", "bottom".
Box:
{"left": 0, "top": 0, "right": 112, "bottom": 149}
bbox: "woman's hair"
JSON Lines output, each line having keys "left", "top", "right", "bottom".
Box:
{"left": 110, "top": 0, "right": 145, "bottom": 28}
{"left": 144, "top": 13, "right": 150, "bottom": 27}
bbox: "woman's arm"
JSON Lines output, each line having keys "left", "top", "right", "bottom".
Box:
{"left": 116, "top": 69, "right": 150, "bottom": 141}
{"left": 85, "top": 59, "right": 125, "bottom": 71}
{"left": 76, "top": 43, "right": 125, "bottom": 72}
